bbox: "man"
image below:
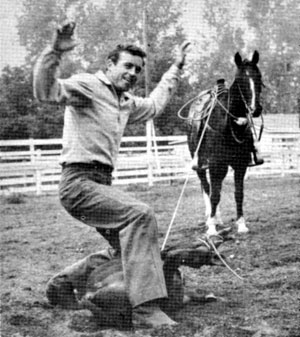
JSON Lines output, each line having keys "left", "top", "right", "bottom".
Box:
{"left": 33, "top": 22, "right": 190, "bottom": 328}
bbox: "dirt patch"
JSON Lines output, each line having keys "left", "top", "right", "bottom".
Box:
{"left": 1, "top": 176, "right": 299, "bottom": 337}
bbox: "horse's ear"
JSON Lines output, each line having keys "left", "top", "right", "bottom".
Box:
{"left": 234, "top": 52, "right": 243, "bottom": 67}
{"left": 252, "top": 50, "right": 259, "bottom": 64}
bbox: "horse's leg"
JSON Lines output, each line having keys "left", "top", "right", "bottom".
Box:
{"left": 199, "top": 173, "right": 222, "bottom": 224}
{"left": 196, "top": 169, "right": 211, "bottom": 219}
{"left": 234, "top": 165, "right": 249, "bottom": 233}
{"left": 206, "top": 163, "right": 228, "bottom": 236}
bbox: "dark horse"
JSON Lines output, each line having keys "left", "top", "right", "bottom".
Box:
{"left": 187, "top": 51, "right": 263, "bottom": 235}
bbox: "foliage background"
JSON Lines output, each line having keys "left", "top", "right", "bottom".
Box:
{"left": 0, "top": 0, "right": 299, "bottom": 140}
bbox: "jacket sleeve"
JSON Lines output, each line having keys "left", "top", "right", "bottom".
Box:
{"left": 33, "top": 46, "right": 93, "bottom": 105}
{"left": 128, "top": 64, "right": 181, "bottom": 124}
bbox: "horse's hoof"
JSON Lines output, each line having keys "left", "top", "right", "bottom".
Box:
{"left": 206, "top": 226, "right": 218, "bottom": 236}
{"left": 237, "top": 225, "right": 249, "bottom": 234}
{"left": 236, "top": 217, "right": 249, "bottom": 234}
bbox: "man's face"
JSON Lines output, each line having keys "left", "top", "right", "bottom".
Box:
{"left": 106, "top": 52, "right": 144, "bottom": 93}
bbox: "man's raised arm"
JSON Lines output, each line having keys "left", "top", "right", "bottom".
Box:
{"left": 33, "top": 22, "right": 77, "bottom": 103}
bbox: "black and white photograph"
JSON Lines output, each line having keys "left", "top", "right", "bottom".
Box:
{"left": 1, "top": 0, "right": 299, "bottom": 336}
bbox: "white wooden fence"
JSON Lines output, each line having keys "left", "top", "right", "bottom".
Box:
{"left": 0, "top": 132, "right": 300, "bottom": 195}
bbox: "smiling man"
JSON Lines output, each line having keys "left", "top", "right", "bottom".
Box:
{"left": 33, "top": 22, "right": 190, "bottom": 328}
{"left": 106, "top": 45, "right": 144, "bottom": 94}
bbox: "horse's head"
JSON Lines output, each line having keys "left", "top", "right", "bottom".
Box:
{"left": 233, "top": 50, "right": 263, "bottom": 117}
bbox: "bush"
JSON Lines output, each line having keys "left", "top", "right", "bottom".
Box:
{"left": 2, "top": 192, "right": 26, "bottom": 204}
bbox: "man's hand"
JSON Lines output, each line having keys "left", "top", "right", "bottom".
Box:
{"left": 52, "top": 22, "right": 77, "bottom": 53}
{"left": 235, "top": 117, "right": 248, "bottom": 126}
{"left": 175, "top": 42, "right": 191, "bottom": 69}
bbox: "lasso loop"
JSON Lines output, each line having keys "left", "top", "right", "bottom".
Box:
{"left": 177, "top": 89, "right": 215, "bottom": 122}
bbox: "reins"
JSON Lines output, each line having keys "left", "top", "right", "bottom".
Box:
{"left": 237, "top": 83, "right": 264, "bottom": 142}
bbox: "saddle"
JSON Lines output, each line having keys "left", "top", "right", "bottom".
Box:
{"left": 187, "top": 79, "right": 228, "bottom": 170}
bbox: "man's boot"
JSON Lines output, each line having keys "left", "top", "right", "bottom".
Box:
{"left": 132, "top": 303, "right": 178, "bottom": 328}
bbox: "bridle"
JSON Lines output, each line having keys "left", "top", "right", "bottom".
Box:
{"left": 237, "top": 83, "right": 256, "bottom": 115}
{"left": 235, "top": 80, "right": 264, "bottom": 142}
{"left": 215, "top": 77, "right": 264, "bottom": 144}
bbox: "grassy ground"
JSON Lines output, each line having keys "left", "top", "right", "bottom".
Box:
{"left": 1, "top": 175, "right": 300, "bottom": 337}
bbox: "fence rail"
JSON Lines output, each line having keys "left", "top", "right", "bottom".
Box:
{"left": 1, "top": 132, "right": 300, "bottom": 195}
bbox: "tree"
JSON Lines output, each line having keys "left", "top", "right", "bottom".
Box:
{"left": 184, "top": 0, "right": 300, "bottom": 117}
{"left": 17, "top": 0, "right": 185, "bottom": 77}
{"left": 12, "top": 0, "right": 299, "bottom": 140}
{"left": 15, "top": 0, "right": 188, "bottom": 136}
{"left": 246, "top": 0, "right": 300, "bottom": 114}
{"left": 185, "top": 0, "right": 250, "bottom": 94}
{"left": 0, "top": 65, "right": 64, "bottom": 139}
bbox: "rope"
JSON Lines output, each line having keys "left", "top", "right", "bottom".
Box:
{"left": 177, "top": 89, "right": 212, "bottom": 121}
{"left": 196, "top": 237, "right": 211, "bottom": 250}
{"left": 207, "top": 236, "right": 244, "bottom": 280}
{"left": 161, "top": 94, "right": 216, "bottom": 251}
{"left": 192, "top": 95, "right": 216, "bottom": 158}
{"left": 237, "top": 83, "right": 265, "bottom": 143}
{"left": 161, "top": 171, "right": 192, "bottom": 251}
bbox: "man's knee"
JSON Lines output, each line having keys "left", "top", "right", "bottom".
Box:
{"left": 132, "top": 202, "right": 155, "bottom": 220}
{"left": 126, "top": 203, "right": 158, "bottom": 237}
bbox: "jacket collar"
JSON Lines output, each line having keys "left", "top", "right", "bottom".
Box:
{"left": 95, "top": 70, "right": 131, "bottom": 100}
{"left": 95, "top": 70, "right": 112, "bottom": 86}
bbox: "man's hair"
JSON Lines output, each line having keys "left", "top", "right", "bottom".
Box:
{"left": 107, "top": 44, "right": 147, "bottom": 65}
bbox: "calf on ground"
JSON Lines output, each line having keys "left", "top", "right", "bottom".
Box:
{"left": 46, "top": 231, "right": 231, "bottom": 328}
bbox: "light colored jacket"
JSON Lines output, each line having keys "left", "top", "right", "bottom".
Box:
{"left": 33, "top": 47, "right": 182, "bottom": 168}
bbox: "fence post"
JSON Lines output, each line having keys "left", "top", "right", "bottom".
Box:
{"left": 29, "top": 138, "right": 35, "bottom": 163}
{"left": 152, "top": 123, "right": 161, "bottom": 175}
{"left": 35, "top": 149, "right": 42, "bottom": 195}
{"left": 36, "top": 168, "right": 42, "bottom": 195}
{"left": 146, "top": 124, "right": 154, "bottom": 187}
{"left": 281, "top": 152, "right": 285, "bottom": 177}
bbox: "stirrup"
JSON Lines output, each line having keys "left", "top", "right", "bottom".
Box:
{"left": 248, "top": 158, "right": 264, "bottom": 167}
{"left": 192, "top": 163, "right": 209, "bottom": 171}
{"left": 255, "top": 157, "right": 264, "bottom": 165}
{"left": 248, "top": 153, "right": 264, "bottom": 167}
